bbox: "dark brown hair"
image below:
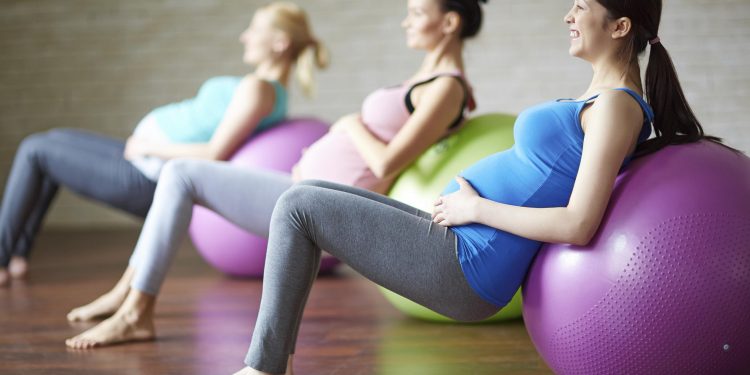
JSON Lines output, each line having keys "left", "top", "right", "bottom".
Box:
{"left": 596, "top": 0, "right": 728, "bottom": 156}
{"left": 441, "top": 0, "right": 487, "bottom": 39}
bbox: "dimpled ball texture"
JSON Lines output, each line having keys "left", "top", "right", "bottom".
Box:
{"left": 523, "top": 141, "right": 750, "bottom": 374}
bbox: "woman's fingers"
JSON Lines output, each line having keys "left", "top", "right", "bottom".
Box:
{"left": 433, "top": 214, "right": 449, "bottom": 226}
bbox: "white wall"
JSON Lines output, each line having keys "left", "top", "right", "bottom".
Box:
{"left": 1, "top": 0, "right": 748, "bottom": 227}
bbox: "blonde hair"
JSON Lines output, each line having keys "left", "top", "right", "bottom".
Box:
{"left": 262, "top": 2, "right": 329, "bottom": 97}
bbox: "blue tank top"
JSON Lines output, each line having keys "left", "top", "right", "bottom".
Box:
{"left": 444, "top": 88, "right": 654, "bottom": 306}
{"left": 151, "top": 76, "right": 288, "bottom": 143}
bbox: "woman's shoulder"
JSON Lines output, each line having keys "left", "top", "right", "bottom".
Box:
{"left": 216, "top": 74, "right": 278, "bottom": 114}
{"left": 235, "top": 74, "right": 279, "bottom": 97}
{"left": 420, "top": 74, "right": 466, "bottom": 92}
{"left": 583, "top": 89, "right": 646, "bottom": 134}
{"left": 590, "top": 89, "right": 645, "bottom": 118}
{"left": 411, "top": 70, "right": 466, "bottom": 87}
{"left": 410, "top": 73, "right": 467, "bottom": 105}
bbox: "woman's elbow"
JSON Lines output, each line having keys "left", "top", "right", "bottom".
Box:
{"left": 205, "top": 153, "right": 222, "bottom": 161}
{"left": 370, "top": 165, "right": 386, "bottom": 180}
{"left": 567, "top": 220, "right": 599, "bottom": 246}
{"left": 206, "top": 145, "right": 231, "bottom": 161}
{"left": 568, "top": 233, "right": 593, "bottom": 247}
{"left": 370, "top": 159, "right": 396, "bottom": 180}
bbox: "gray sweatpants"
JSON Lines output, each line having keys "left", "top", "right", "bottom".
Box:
{"left": 245, "top": 180, "right": 500, "bottom": 374}
{"left": 128, "top": 158, "right": 292, "bottom": 295}
{"left": 0, "top": 129, "right": 157, "bottom": 267}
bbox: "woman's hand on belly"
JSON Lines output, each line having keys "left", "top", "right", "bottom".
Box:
{"left": 124, "top": 136, "right": 151, "bottom": 160}
{"left": 329, "top": 113, "right": 362, "bottom": 134}
{"left": 432, "top": 176, "right": 480, "bottom": 227}
{"left": 291, "top": 163, "right": 302, "bottom": 183}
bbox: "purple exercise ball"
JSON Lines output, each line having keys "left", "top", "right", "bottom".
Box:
{"left": 523, "top": 141, "right": 750, "bottom": 374}
{"left": 188, "top": 118, "right": 339, "bottom": 277}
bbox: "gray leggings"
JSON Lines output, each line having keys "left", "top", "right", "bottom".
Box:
{"left": 245, "top": 180, "right": 500, "bottom": 374}
{"left": 0, "top": 129, "right": 157, "bottom": 267}
{"left": 128, "top": 158, "right": 292, "bottom": 295}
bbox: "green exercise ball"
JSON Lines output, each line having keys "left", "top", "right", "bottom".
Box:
{"left": 383, "top": 113, "right": 523, "bottom": 323}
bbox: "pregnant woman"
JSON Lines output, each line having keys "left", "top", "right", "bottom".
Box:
{"left": 0, "top": 2, "right": 327, "bottom": 286}
{"left": 231, "top": 0, "right": 731, "bottom": 373}
{"left": 64, "top": 0, "right": 486, "bottom": 350}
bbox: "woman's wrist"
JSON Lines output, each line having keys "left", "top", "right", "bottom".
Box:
{"left": 470, "top": 196, "right": 483, "bottom": 224}
{"left": 347, "top": 114, "right": 365, "bottom": 133}
{"left": 140, "top": 142, "right": 155, "bottom": 157}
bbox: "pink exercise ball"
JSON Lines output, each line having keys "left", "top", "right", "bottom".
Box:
{"left": 188, "top": 118, "right": 339, "bottom": 277}
{"left": 523, "top": 141, "right": 750, "bottom": 374}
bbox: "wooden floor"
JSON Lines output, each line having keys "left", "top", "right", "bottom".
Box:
{"left": 0, "top": 229, "right": 552, "bottom": 375}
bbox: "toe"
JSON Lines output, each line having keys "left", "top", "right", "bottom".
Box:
{"left": 66, "top": 334, "right": 88, "bottom": 349}
{"left": 81, "top": 339, "right": 95, "bottom": 349}
{"left": 67, "top": 311, "right": 83, "bottom": 322}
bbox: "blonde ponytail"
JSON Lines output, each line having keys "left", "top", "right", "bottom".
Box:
{"left": 263, "top": 2, "right": 328, "bottom": 97}
{"left": 295, "top": 39, "right": 329, "bottom": 97}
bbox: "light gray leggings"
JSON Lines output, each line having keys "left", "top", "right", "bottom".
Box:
{"left": 128, "top": 158, "right": 292, "bottom": 295}
{"left": 245, "top": 180, "right": 500, "bottom": 374}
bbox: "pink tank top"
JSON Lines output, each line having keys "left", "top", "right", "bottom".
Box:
{"left": 296, "top": 72, "right": 473, "bottom": 194}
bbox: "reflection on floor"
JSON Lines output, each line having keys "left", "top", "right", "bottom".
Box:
{"left": 0, "top": 229, "right": 551, "bottom": 374}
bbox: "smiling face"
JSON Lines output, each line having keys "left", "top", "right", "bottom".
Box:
{"left": 401, "top": 0, "right": 450, "bottom": 50}
{"left": 563, "top": 0, "right": 616, "bottom": 62}
{"left": 239, "top": 9, "right": 286, "bottom": 66}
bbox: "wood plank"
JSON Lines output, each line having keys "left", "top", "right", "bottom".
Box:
{"left": 0, "top": 229, "right": 552, "bottom": 374}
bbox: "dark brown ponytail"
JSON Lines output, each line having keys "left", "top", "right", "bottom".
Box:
{"left": 595, "top": 0, "right": 729, "bottom": 157}
{"left": 638, "top": 35, "right": 723, "bottom": 156}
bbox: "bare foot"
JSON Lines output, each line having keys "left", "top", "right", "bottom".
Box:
{"left": 67, "top": 290, "right": 128, "bottom": 322}
{"left": 68, "top": 266, "right": 136, "bottom": 322}
{"left": 8, "top": 256, "right": 28, "bottom": 279}
{"left": 65, "top": 311, "right": 155, "bottom": 349}
{"left": 0, "top": 268, "right": 9, "bottom": 287}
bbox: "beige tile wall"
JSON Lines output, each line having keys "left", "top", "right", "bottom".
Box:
{"left": 1, "top": 0, "right": 748, "bottom": 228}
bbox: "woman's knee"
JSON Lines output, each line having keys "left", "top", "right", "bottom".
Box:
{"left": 276, "top": 185, "right": 314, "bottom": 210}
{"left": 273, "top": 185, "right": 325, "bottom": 220}
{"left": 17, "top": 128, "right": 85, "bottom": 159}
{"left": 296, "top": 179, "right": 333, "bottom": 188}
{"left": 46, "top": 128, "right": 79, "bottom": 138}
{"left": 17, "top": 132, "right": 52, "bottom": 160}
{"left": 157, "top": 159, "right": 201, "bottom": 194}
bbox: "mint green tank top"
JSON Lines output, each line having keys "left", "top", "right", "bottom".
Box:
{"left": 151, "top": 76, "right": 287, "bottom": 143}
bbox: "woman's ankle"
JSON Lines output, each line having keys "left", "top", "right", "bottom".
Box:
{"left": 117, "top": 289, "right": 157, "bottom": 321}
{"left": 286, "top": 355, "right": 294, "bottom": 375}
{"left": 0, "top": 268, "right": 10, "bottom": 286}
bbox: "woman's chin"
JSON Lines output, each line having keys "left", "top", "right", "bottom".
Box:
{"left": 242, "top": 53, "right": 260, "bottom": 66}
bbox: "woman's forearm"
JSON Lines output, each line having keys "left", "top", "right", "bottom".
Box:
{"left": 144, "top": 143, "right": 218, "bottom": 161}
{"left": 473, "top": 198, "right": 592, "bottom": 245}
{"left": 347, "top": 121, "right": 392, "bottom": 178}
